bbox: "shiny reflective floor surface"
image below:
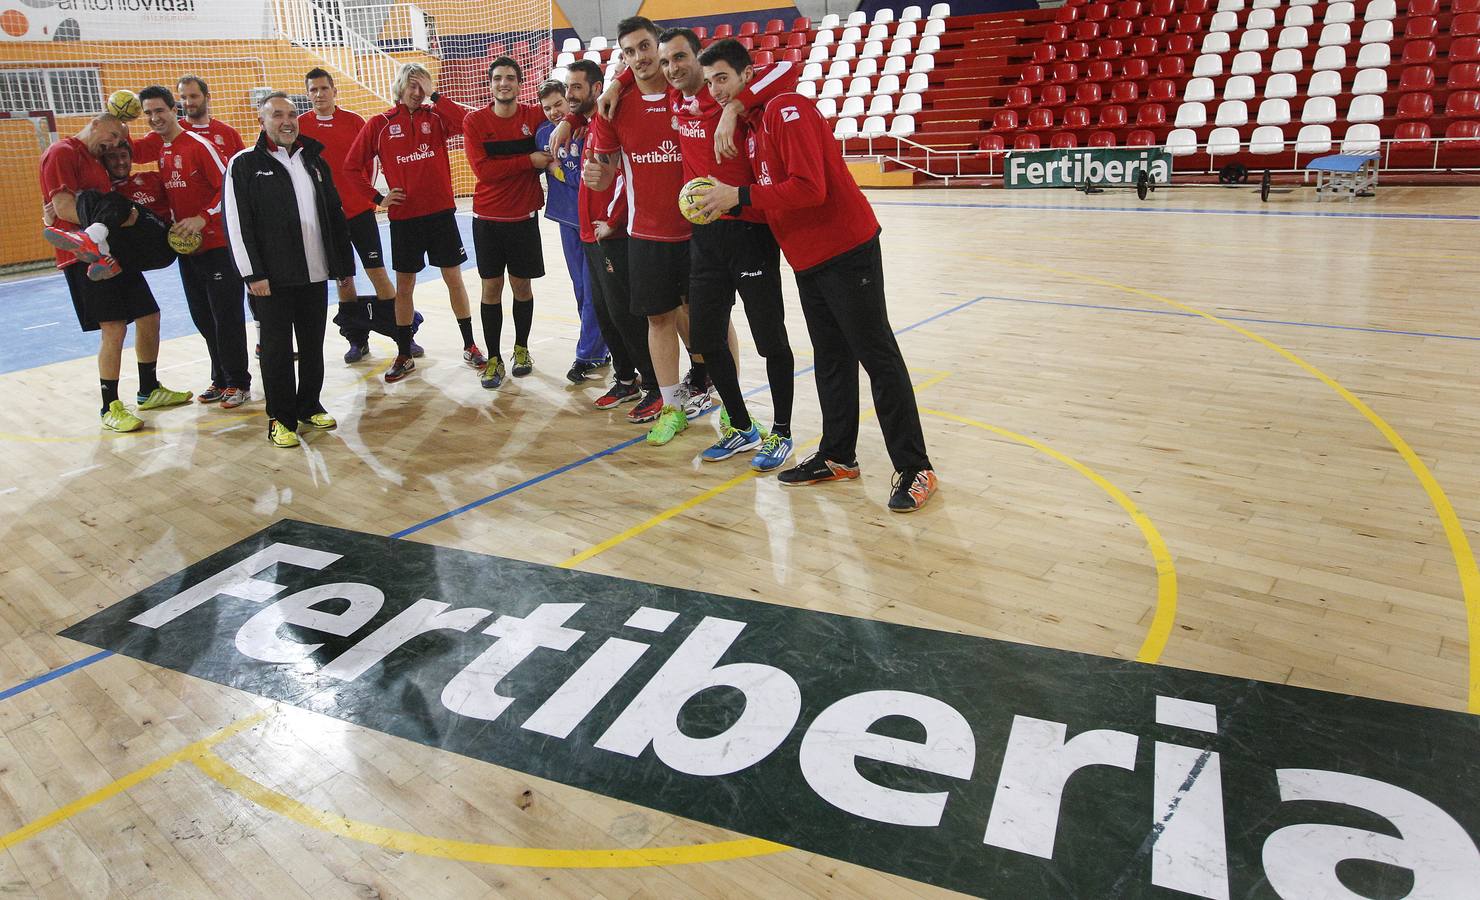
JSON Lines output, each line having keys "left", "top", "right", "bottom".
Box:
{"left": 1, "top": 186, "right": 1478, "bottom": 898}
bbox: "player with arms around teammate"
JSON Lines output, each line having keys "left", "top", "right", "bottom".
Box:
{"left": 695, "top": 40, "right": 939, "bottom": 512}
{"left": 463, "top": 56, "right": 550, "bottom": 389}
{"left": 346, "top": 62, "right": 484, "bottom": 383}
{"left": 139, "top": 84, "right": 253, "bottom": 410}
{"left": 38, "top": 113, "right": 191, "bottom": 432}
{"left": 132, "top": 74, "right": 245, "bottom": 165}
{"left": 299, "top": 67, "right": 403, "bottom": 365}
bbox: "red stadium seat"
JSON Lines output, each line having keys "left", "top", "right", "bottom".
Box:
{"left": 765, "top": 18, "right": 785, "bottom": 33}
{"left": 1088, "top": 129, "right": 1118, "bottom": 146}
{"left": 1098, "top": 39, "right": 1124, "bottom": 58}
{"left": 1056, "top": 6, "right": 1081, "bottom": 23}
{"left": 1026, "top": 108, "right": 1056, "bottom": 130}
{"left": 1106, "top": 19, "right": 1134, "bottom": 39}
{"left": 1444, "top": 120, "right": 1480, "bottom": 148}
{"left": 990, "top": 110, "right": 1020, "bottom": 130}
{"left": 1148, "top": 78, "right": 1176, "bottom": 101}
{"left": 1006, "top": 86, "right": 1034, "bottom": 107}
{"left": 1150, "top": 0, "right": 1175, "bottom": 16}
{"left": 1099, "top": 104, "right": 1129, "bottom": 125}
{"left": 1135, "top": 103, "right": 1166, "bottom": 125}
{"left": 693, "top": 26, "right": 708, "bottom": 40}
{"left": 739, "top": 21, "right": 759, "bottom": 36}
{"left": 1021, "top": 65, "right": 1047, "bottom": 85}
{"left": 782, "top": 48, "right": 804, "bottom": 62}
{"left": 1126, "top": 128, "right": 1156, "bottom": 145}
{"left": 1014, "top": 133, "right": 1043, "bottom": 150}
{"left": 1174, "top": 13, "right": 1202, "bottom": 33}
{"left": 1407, "top": 0, "right": 1438, "bottom": 14}
{"left": 1075, "top": 82, "right": 1104, "bottom": 103}
{"left": 1052, "top": 131, "right": 1080, "bottom": 147}
{"left": 1085, "top": 3, "right": 1112, "bottom": 22}
{"left": 1051, "top": 62, "right": 1081, "bottom": 82}
{"left": 1393, "top": 121, "right": 1431, "bottom": 151}
{"left": 785, "top": 32, "right": 806, "bottom": 47}
{"left": 1449, "top": 64, "right": 1480, "bottom": 91}
{"left": 1074, "top": 21, "right": 1102, "bottom": 40}
{"left": 1034, "top": 45, "right": 1058, "bottom": 64}
{"left": 756, "top": 34, "right": 779, "bottom": 50}
{"left": 1141, "top": 17, "right": 1168, "bottom": 36}
{"left": 1404, "top": 17, "right": 1438, "bottom": 40}
{"left": 1044, "top": 24, "right": 1070, "bottom": 43}
{"left": 1087, "top": 60, "right": 1115, "bottom": 81}
{"left": 1111, "top": 80, "right": 1140, "bottom": 102}
{"left": 1041, "top": 83, "right": 1069, "bottom": 106}
{"left": 1456, "top": 0, "right": 1480, "bottom": 12}
{"left": 1063, "top": 41, "right": 1092, "bottom": 60}
{"left": 1166, "top": 34, "right": 1194, "bottom": 55}
{"left": 1121, "top": 58, "right": 1150, "bottom": 78}
{"left": 737, "top": 35, "right": 754, "bottom": 49}
{"left": 978, "top": 133, "right": 1007, "bottom": 152}
{"left": 714, "top": 24, "right": 734, "bottom": 38}
{"left": 1183, "top": 0, "right": 1210, "bottom": 12}
{"left": 1130, "top": 36, "right": 1159, "bottom": 57}
{"left": 1453, "top": 38, "right": 1480, "bottom": 63}
{"left": 1399, "top": 66, "right": 1435, "bottom": 93}
{"left": 1063, "top": 105, "right": 1092, "bottom": 126}
{"left": 1397, "top": 92, "right": 1433, "bottom": 119}
{"left": 792, "top": 17, "right": 811, "bottom": 31}
{"left": 1455, "top": 14, "right": 1480, "bottom": 38}
{"left": 1401, "top": 41, "right": 1437, "bottom": 65}
{"left": 1447, "top": 91, "right": 1480, "bottom": 117}
{"left": 752, "top": 50, "right": 774, "bottom": 64}
{"left": 1117, "top": 1, "right": 1142, "bottom": 18}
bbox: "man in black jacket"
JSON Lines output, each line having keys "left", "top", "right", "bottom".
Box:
{"left": 224, "top": 91, "right": 355, "bottom": 447}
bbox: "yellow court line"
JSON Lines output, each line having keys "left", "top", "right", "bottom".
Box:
{"left": 190, "top": 750, "right": 785, "bottom": 868}
{"left": 920, "top": 408, "right": 1178, "bottom": 664}
{"left": 0, "top": 709, "right": 269, "bottom": 851}
{"left": 979, "top": 254, "right": 1480, "bottom": 712}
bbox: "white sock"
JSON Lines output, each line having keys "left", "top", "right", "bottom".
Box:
{"left": 659, "top": 384, "right": 680, "bottom": 408}
{"left": 84, "top": 223, "right": 111, "bottom": 256}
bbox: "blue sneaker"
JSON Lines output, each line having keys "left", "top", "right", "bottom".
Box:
{"left": 751, "top": 431, "right": 794, "bottom": 472}
{"left": 702, "top": 421, "right": 763, "bottom": 462}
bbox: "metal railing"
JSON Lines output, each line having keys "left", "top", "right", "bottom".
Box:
{"left": 275, "top": 0, "right": 413, "bottom": 103}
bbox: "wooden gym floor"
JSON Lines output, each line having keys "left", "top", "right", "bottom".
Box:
{"left": 0, "top": 184, "right": 1477, "bottom": 897}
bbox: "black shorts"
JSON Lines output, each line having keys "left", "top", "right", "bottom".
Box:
{"left": 389, "top": 209, "right": 466, "bottom": 274}
{"left": 63, "top": 263, "right": 158, "bottom": 332}
{"left": 626, "top": 237, "right": 689, "bottom": 318}
{"left": 472, "top": 216, "right": 545, "bottom": 280}
{"left": 347, "top": 209, "right": 386, "bottom": 270}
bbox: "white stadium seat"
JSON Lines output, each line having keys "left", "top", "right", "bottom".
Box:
{"left": 883, "top": 56, "right": 908, "bottom": 76}
{"left": 855, "top": 57, "right": 879, "bottom": 78}
{"left": 835, "top": 116, "right": 859, "bottom": 139}
{"left": 1364, "top": 0, "right": 1395, "bottom": 22}
{"left": 848, "top": 76, "right": 872, "bottom": 97}
{"left": 919, "top": 34, "right": 942, "bottom": 53}
{"left": 1215, "top": 99, "right": 1249, "bottom": 125}
{"left": 868, "top": 94, "right": 894, "bottom": 116}
{"left": 874, "top": 8, "right": 895, "bottom": 25}
{"left": 1184, "top": 77, "right": 1216, "bottom": 102}
{"left": 1346, "top": 94, "right": 1384, "bottom": 123}
{"left": 1307, "top": 70, "right": 1342, "bottom": 96}
{"left": 1284, "top": 7, "right": 1313, "bottom": 28}
{"left": 1193, "top": 54, "right": 1223, "bottom": 77}
{"left": 549, "top": 67, "right": 568, "bottom": 83}
{"left": 877, "top": 73, "right": 902, "bottom": 96}
{"left": 1356, "top": 43, "right": 1391, "bottom": 68}
{"left": 816, "top": 97, "right": 839, "bottom": 118}
{"left": 814, "top": 29, "right": 835, "bottom": 46}
{"left": 1202, "top": 32, "right": 1232, "bottom": 53}
{"left": 1248, "top": 8, "right": 1275, "bottom": 29}
{"left": 859, "top": 115, "right": 887, "bottom": 138}
{"left": 1257, "top": 97, "right": 1291, "bottom": 124}
{"left": 1271, "top": 48, "right": 1305, "bottom": 72}
{"left": 912, "top": 53, "right": 936, "bottom": 73}
{"left": 835, "top": 43, "right": 858, "bottom": 61}
{"left": 1211, "top": 11, "right": 1238, "bottom": 31}
{"left": 929, "top": 3, "right": 952, "bottom": 18}
{"left": 1232, "top": 51, "right": 1263, "bottom": 75}
{"left": 1166, "top": 128, "right": 1199, "bottom": 155}
{"left": 589, "top": 35, "right": 608, "bottom": 50}
{"left": 802, "top": 62, "right": 824, "bottom": 81}
{"left": 889, "top": 114, "right": 917, "bottom": 137}
{"left": 897, "top": 92, "right": 923, "bottom": 115}
{"left": 840, "top": 96, "right": 865, "bottom": 118}
{"left": 1224, "top": 75, "right": 1256, "bottom": 100}
{"left": 1352, "top": 68, "right": 1388, "bottom": 95}
{"left": 1360, "top": 20, "right": 1393, "bottom": 44}
{"left": 808, "top": 45, "right": 830, "bottom": 64}
{"left": 1250, "top": 125, "right": 1286, "bottom": 153}
{"left": 1175, "top": 101, "right": 1208, "bottom": 127}
{"left": 1217, "top": 0, "right": 1244, "bottom": 10}
{"left": 1277, "top": 26, "right": 1309, "bottom": 48}
{"left": 1264, "top": 72, "right": 1297, "bottom": 98}
{"left": 820, "top": 78, "right": 844, "bottom": 100}
{"left": 867, "top": 23, "right": 890, "bottom": 42}
{"left": 1341, "top": 123, "right": 1380, "bottom": 154}
{"left": 889, "top": 38, "right": 913, "bottom": 56}
{"left": 797, "top": 81, "right": 817, "bottom": 98}
{"left": 842, "top": 26, "right": 863, "bottom": 43}
{"left": 924, "top": 17, "right": 946, "bottom": 37}
{"left": 556, "top": 52, "right": 575, "bottom": 67}
{"left": 1319, "top": 23, "right": 1351, "bottom": 46}
{"left": 1240, "top": 29, "right": 1270, "bottom": 51}
{"left": 1324, "top": 2, "right": 1354, "bottom": 25}
{"left": 905, "top": 72, "right": 930, "bottom": 93}
{"left": 820, "top": 13, "right": 840, "bottom": 30}
{"left": 1289, "top": 0, "right": 1317, "bottom": 6}
{"left": 1253, "top": 0, "right": 1280, "bottom": 7}
{"left": 847, "top": 11, "right": 867, "bottom": 27}
{"left": 1208, "top": 126, "right": 1242, "bottom": 154}
{"left": 901, "top": 5, "right": 924, "bottom": 22}
{"left": 561, "top": 37, "right": 580, "bottom": 53}
{"left": 1301, "top": 95, "right": 1337, "bottom": 124}
{"left": 1313, "top": 45, "right": 1347, "bottom": 70}
{"left": 1295, "top": 123, "right": 1333, "bottom": 154}
{"left": 897, "top": 21, "right": 919, "bottom": 39}
{"left": 582, "top": 51, "right": 602, "bottom": 63}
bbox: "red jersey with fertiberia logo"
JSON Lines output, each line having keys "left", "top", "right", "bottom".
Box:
{"left": 344, "top": 96, "right": 469, "bottom": 221}
{"left": 588, "top": 91, "right": 690, "bottom": 242}
{"left": 158, "top": 130, "right": 229, "bottom": 252}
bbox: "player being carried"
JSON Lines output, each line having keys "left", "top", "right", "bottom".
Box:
{"left": 346, "top": 62, "right": 484, "bottom": 383}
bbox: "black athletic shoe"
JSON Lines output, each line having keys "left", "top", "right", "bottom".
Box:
{"left": 888, "top": 468, "right": 939, "bottom": 512}
{"left": 385, "top": 355, "right": 415, "bottom": 383}
{"left": 777, "top": 453, "right": 861, "bottom": 486}
{"left": 567, "top": 359, "right": 601, "bottom": 384}
{"left": 344, "top": 342, "right": 369, "bottom": 364}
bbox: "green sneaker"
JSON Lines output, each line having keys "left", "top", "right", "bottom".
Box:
{"left": 268, "top": 420, "right": 301, "bottom": 448}
{"left": 645, "top": 404, "right": 688, "bottom": 446}
{"left": 480, "top": 356, "right": 506, "bottom": 390}
{"left": 511, "top": 344, "right": 533, "bottom": 377}
{"left": 136, "top": 384, "right": 193, "bottom": 409}
{"left": 303, "top": 412, "right": 337, "bottom": 430}
{"left": 101, "top": 400, "right": 143, "bottom": 433}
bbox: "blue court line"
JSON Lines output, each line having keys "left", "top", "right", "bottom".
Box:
{"left": 869, "top": 198, "right": 1480, "bottom": 222}
{"left": 6, "top": 294, "right": 985, "bottom": 700}
{"left": 973, "top": 293, "right": 1480, "bottom": 342}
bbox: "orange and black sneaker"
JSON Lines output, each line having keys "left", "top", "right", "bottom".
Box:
{"left": 888, "top": 468, "right": 938, "bottom": 512}
{"left": 385, "top": 355, "right": 416, "bottom": 383}
{"left": 777, "top": 453, "right": 861, "bottom": 486}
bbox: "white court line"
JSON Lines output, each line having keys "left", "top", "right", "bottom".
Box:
{"left": 158, "top": 356, "right": 209, "bottom": 372}
{"left": 22, "top": 322, "right": 59, "bottom": 331}
{"left": 0, "top": 487, "right": 17, "bottom": 495}
{"left": 212, "top": 424, "right": 249, "bottom": 435}
{"left": 141, "top": 444, "right": 178, "bottom": 455}
{"left": 59, "top": 464, "right": 102, "bottom": 479}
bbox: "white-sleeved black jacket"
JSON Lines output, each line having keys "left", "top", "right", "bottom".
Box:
{"left": 224, "top": 132, "right": 354, "bottom": 286}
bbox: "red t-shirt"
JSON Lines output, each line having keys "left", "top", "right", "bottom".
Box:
{"left": 298, "top": 107, "right": 374, "bottom": 218}
{"left": 587, "top": 90, "right": 689, "bottom": 243}
{"left": 746, "top": 93, "right": 881, "bottom": 273}
{"left": 345, "top": 97, "right": 469, "bottom": 221}
{"left": 118, "top": 170, "right": 170, "bottom": 219}
{"left": 158, "top": 130, "right": 229, "bottom": 252}
{"left": 463, "top": 102, "right": 547, "bottom": 221}
{"left": 38, "top": 136, "right": 112, "bottom": 268}
{"left": 134, "top": 118, "right": 245, "bottom": 166}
